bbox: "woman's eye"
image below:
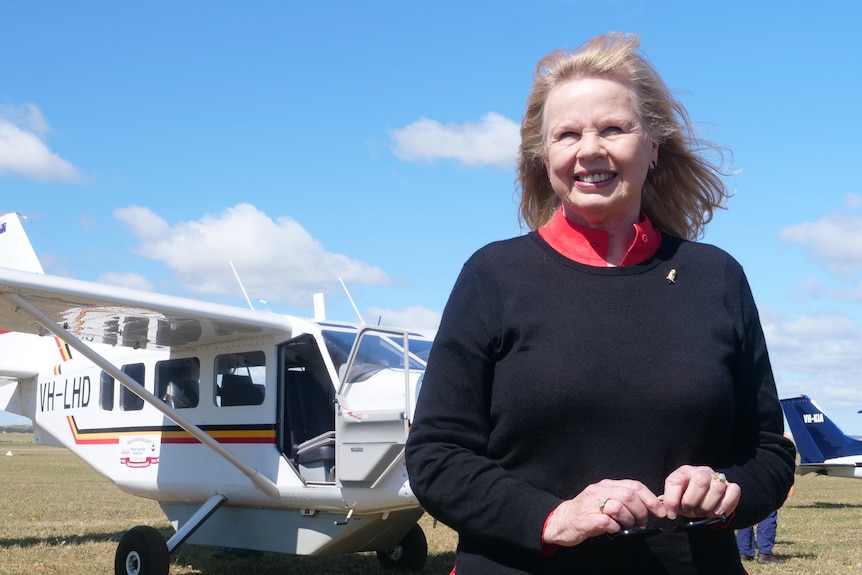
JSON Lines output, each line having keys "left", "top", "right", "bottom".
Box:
{"left": 603, "top": 126, "right": 624, "bottom": 136}
{"left": 559, "top": 131, "right": 580, "bottom": 140}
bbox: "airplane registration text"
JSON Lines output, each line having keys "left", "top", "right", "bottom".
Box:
{"left": 803, "top": 413, "right": 824, "bottom": 424}
{"left": 39, "top": 377, "right": 91, "bottom": 411}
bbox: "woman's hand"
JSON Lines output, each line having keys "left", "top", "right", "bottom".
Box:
{"left": 542, "top": 479, "right": 666, "bottom": 547}
{"left": 661, "top": 465, "right": 740, "bottom": 520}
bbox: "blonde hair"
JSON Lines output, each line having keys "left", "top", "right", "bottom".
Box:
{"left": 517, "top": 33, "right": 731, "bottom": 240}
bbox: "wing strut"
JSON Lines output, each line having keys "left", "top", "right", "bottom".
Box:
{"left": 1, "top": 293, "right": 280, "bottom": 499}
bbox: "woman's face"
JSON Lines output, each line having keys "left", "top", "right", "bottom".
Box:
{"left": 543, "top": 76, "right": 658, "bottom": 229}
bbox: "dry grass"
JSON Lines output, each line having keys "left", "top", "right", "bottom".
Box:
{"left": 1, "top": 432, "right": 860, "bottom": 574}
{"left": 0, "top": 433, "right": 456, "bottom": 575}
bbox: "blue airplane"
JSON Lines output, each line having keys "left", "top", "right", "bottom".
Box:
{"left": 780, "top": 395, "right": 862, "bottom": 479}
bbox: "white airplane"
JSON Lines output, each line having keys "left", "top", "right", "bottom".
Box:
{"left": 0, "top": 212, "right": 435, "bottom": 575}
{"left": 781, "top": 394, "right": 862, "bottom": 479}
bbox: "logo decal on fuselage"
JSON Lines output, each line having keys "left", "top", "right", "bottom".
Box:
{"left": 119, "top": 435, "right": 161, "bottom": 468}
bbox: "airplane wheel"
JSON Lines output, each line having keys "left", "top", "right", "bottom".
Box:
{"left": 376, "top": 524, "right": 427, "bottom": 571}
{"left": 114, "top": 525, "right": 170, "bottom": 575}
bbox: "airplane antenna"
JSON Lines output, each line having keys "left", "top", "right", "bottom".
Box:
{"left": 313, "top": 292, "right": 326, "bottom": 321}
{"left": 339, "top": 276, "right": 364, "bottom": 324}
{"left": 230, "top": 260, "right": 255, "bottom": 310}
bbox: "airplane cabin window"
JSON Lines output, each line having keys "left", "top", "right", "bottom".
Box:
{"left": 156, "top": 357, "right": 200, "bottom": 409}
{"left": 120, "top": 363, "right": 146, "bottom": 411}
{"left": 99, "top": 370, "right": 115, "bottom": 411}
{"left": 215, "top": 351, "right": 266, "bottom": 407}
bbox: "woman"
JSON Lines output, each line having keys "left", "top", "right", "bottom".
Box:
{"left": 404, "top": 33, "right": 795, "bottom": 574}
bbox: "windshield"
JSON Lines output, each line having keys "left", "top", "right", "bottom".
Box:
{"left": 321, "top": 329, "right": 430, "bottom": 379}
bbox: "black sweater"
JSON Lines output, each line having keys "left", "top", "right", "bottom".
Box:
{"left": 405, "top": 232, "right": 796, "bottom": 574}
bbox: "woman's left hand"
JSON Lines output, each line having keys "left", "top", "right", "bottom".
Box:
{"left": 660, "top": 465, "right": 740, "bottom": 520}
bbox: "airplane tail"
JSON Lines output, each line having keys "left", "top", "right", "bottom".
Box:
{"left": 0, "top": 212, "right": 45, "bottom": 273}
{"left": 780, "top": 395, "right": 862, "bottom": 464}
{"left": 0, "top": 212, "right": 66, "bottom": 426}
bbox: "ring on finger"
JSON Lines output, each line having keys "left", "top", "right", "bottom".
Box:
{"left": 598, "top": 497, "right": 609, "bottom": 513}
{"left": 711, "top": 472, "right": 727, "bottom": 483}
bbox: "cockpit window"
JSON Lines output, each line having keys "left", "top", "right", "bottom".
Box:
{"left": 405, "top": 338, "right": 432, "bottom": 363}
{"left": 322, "top": 329, "right": 430, "bottom": 382}
{"left": 321, "top": 330, "right": 355, "bottom": 375}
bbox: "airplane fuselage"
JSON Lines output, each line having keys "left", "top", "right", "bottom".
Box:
{"left": 13, "top": 323, "right": 429, "bottom": 555}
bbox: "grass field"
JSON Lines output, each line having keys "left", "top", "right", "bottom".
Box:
{"left": 1, "top": 432, "right": 860, "bottom": 574}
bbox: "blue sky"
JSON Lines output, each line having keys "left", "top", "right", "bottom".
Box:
{"left": 3, "top": 1, "right": 862, "bottom": 434}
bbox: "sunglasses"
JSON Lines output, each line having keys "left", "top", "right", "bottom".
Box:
{"left": 607, "top": 514, "right": 728, "bottom": 541}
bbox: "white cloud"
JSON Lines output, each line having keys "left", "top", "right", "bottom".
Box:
{"left": 114, "top": 204, "right": 391, "bottom": 307}
{"left": 844, "top": 192, "right": 862, "bottom": 211}
{"left": 764, "top": 313, "right": 862, "bottom": 374}
{"left": 0, "top": 103, "right": 81, "bottom": 182}
{"left": 779, "top": 213, "right": 862, "bottom": 279}
{"left": 366, "top": 305, "right": 441, "bottom": 332}
{"left": 762, "top": 309, "right": 862, "bottom": 433}
{"left": 789, "top": 275, "right": 862, "bottom": 304}
{"left": 389, "top": 112, "right": 519, "bottom": 170}
{"left": 0, "top": 102, "right": 50, "bottom": 135}
{"left": 114, "top": 206, "right": 171, "bottom": 241}
{"left": 778, "top": 198, "right": 862, "bottom": 306}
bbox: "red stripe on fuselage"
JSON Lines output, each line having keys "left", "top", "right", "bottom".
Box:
{"left": 66, "top": 416, "right": 277, "bottom": 445}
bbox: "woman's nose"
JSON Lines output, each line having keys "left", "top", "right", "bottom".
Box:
{"left": 577, "top": 132, "right": 604, "bottom": 158}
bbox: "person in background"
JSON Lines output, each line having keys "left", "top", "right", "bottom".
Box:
{"left": 737, "top": 432, "right": 795, "bottom": 564}
{"left": 405, "top": 32, "right": 796, "bottom": 574}
{"left": 736, "top": 510, "right": 778, "bottom": 564}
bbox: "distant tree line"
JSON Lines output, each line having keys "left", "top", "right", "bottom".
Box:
{"left": 1, "top": 424, "right": 33, "bottom": 434}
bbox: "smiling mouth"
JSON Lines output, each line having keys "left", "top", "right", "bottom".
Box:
{"left": 575, "top": 172, "right": 615, "bottom": 184}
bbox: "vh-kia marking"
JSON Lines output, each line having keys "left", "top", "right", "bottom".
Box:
{"left": 0, "top": 212, "right": 434, "bottom": 575}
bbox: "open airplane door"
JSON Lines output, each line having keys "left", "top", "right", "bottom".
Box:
{"left": 335, "top": 327, "right": 413, "bottom": 487}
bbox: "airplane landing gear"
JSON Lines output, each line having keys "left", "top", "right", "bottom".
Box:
{"left": 376, "top": 524, "right": 427, "bottom": 571}
{"left": 115, "top": 525, "right": 170, "bottom": 575}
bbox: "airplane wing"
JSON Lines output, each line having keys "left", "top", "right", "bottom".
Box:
{"left": 0, "top": 266, "right": 289, "bottom": 497}
{"left": 0, "top": 267, "right": 295, "bottom": 351}
{"left": 795, "top": 463, "right": 859, "bottom": 476}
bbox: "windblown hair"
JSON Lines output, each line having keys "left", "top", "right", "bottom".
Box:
{"left": 517, "top": 33, "right": 731, "bottom": 240}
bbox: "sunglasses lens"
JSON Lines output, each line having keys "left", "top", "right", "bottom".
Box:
{"left": 672, "top": 514, "right": 728, "bottom": 532}
{"left": 607, "top": 526, "right": 663, "bottom": 541}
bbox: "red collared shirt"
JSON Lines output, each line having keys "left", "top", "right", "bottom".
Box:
{"left": 538, "top": 208, "right": 661, "bottom": 266}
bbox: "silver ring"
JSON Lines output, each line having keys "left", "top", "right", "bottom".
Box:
{"left": 711, "top": 472, "right": 727, "bottom": 483}
{"left": 598, "top": 497, "right": 608, "bottom": 513}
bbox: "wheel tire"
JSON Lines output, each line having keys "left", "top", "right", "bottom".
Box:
{"left": 376, "top": 524, "right": 427, "bottom": 571}
{"left": 114, "top": 525, "right": 170, "bottom": 575}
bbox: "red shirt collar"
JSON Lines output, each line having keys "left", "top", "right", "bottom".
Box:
{"left": 538, "top": 208, "right": 661, "bottom": 266}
